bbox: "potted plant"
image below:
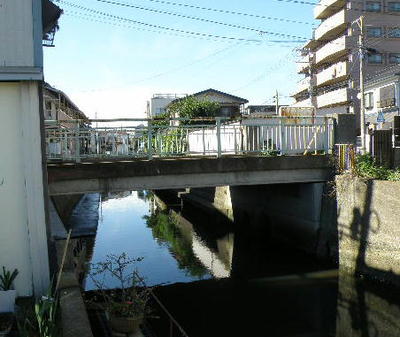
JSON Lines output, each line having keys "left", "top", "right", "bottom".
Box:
{"left": 0, "top": 267, "right": 18, "bottom": 313}
{"left": 89, "top": 253, "right": 152, "bottom": 334}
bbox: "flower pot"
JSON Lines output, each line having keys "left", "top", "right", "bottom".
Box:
{"left": 0, "top": 291, "right": 16, "bottom": 313}
{"left": 109, "top": 314, "right": 143, "bottom": 334}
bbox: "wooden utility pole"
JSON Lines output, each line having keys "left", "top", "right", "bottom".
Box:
{"left": 358, "top": 16, "right": 366, "bottom": 153}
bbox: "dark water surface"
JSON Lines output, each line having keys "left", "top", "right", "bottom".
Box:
{"left": 81, "top": 190, "right": 400, "bottom": 337}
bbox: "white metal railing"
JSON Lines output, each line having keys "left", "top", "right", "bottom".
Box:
{"left": 44, "top": 117, "right": 335, "bottom": 162}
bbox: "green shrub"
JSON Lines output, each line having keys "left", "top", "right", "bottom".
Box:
{"left": 355, "top": 154, "right": 400, "bottom": 181}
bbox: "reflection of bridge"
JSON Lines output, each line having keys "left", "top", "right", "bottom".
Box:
{"left": 46, "top": 117, "right": 335, "bottom": 195}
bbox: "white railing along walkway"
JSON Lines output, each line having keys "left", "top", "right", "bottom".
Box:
{"left": 44, "top": 117, "right": 334, "bottom": 162}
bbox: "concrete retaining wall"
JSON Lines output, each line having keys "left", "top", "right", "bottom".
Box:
{"left": 337, "top": 176, "right": 400, "bottom": 285}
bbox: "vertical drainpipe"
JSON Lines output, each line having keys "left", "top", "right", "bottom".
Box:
{"left": 32, "top": 0, "right": 53, "bottom": 294}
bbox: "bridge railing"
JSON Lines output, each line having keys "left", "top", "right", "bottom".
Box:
{"left": 44, "top": 116, "right": 334, "bottom": 162}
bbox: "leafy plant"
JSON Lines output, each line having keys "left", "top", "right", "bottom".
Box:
{"left": 354, "top": 154, "right": 400, "bottom": 181}
{"left": 167, "top": 97, "right": 221, "bottom": 125}
{"left": 0, "top": 266, "right": 18, "bottom": 291}
{"left": 17, "top": 286, "right": 59, "bottom": 337}
{"left": 89, "top": 253, "right": 152, "bottom": 318}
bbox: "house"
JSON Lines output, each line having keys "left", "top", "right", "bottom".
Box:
{"left": 0, "top": 0, "right": 62, "bottom": 297}
{"left": 364, "top": 65, "right": 400, "bottom": 130}
{"left": 43, "top": 82, "right": 89, "bottom": 125}
{"left": 168, "top": 88, "right": 249, "bottom": 118}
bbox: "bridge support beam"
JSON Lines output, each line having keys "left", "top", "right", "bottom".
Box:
{"left": 48, "top": 156, "right": 333, "bottom": 195}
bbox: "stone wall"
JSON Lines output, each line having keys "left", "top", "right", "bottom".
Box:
{"left": 337, "top": 175, "right": 400, "bottom": 285}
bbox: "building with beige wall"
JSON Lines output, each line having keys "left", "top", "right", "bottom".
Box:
{"left": 293, "top": 0, "right": 400, "bottom": 129}
{"left": 0, "top": 0, "right": 61, "bottom": 297}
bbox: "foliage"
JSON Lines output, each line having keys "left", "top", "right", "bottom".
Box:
{"left": 17, "top": 286, "right": 59, "bottom": 337}
{"left": 167, "top": 97, "right": 221, "bottom": 125}
{"left": 0, "top": 266, "right": 18, "bottom": 291}
{"left": 89, "top": 253, "right": 152, "bottom": 318}
{"left": 355, "top": 154, "right": 400, "bottom": 181}
{"left": 144, "top": 211, "right": 208, "bottom": 278}
{"left": 260, "top": 149, "right": 279, "bottom": 157}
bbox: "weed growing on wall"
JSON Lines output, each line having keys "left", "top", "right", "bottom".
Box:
{"left": 355, "top": 154, "right": 400, "bottom": 181}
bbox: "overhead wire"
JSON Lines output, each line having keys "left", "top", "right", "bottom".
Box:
{"left": 59, "top": 0, "right": 313, "bottom": 43}
{"left": 58, "top": 0, "right": 264, "bottom": 43}
{"left": 93, "top": 0, "right": 316, "bottom": 26}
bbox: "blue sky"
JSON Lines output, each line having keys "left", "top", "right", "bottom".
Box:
{"left": 44, "top": 0, "right": 317, "bottom": 119}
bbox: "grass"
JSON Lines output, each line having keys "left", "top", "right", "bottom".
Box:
{"left": 355, "top": 154, "right": 400, "bottom": 181}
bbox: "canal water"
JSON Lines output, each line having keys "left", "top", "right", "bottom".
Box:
{"left": 80, "top": 190, "right": 400, "bottom": 337}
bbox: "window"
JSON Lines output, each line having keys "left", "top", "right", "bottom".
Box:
{"left": 389, "top": 53, "right": 400, "bottom": 63}
{"left": 364, "top": 92, "right": 374, "bottom": 109}
{"left": 368, "top": 53, "right": 383, "bottom": 64}
{"left": 388, "top": 2, "right": 400, "bottom": 11}
{"left": 388, "top": 27, "right": 400, "bottom": 37}
{"left": 366, "top": 1, "right": 382, "bottom": 11}
{"left": 366, "top": 27, "right": 383, "bottom": 37}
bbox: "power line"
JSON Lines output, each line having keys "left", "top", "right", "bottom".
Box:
{"left": 59, "top": 0, "right": 263, "bottom": 43}
{"left": 99, "top": 0, "right": 316, "bottom": 26}
{"left": 60, "top": 0, "right": 311, "bottom": 42}
{"left": 86, "top": 0, "right": 309, "bottom": 38}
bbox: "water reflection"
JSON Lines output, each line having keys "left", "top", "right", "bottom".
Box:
{"left": 80, "top": 189, "right": 400, "bottom": 337}
{"left": 85, "top": 191, "right": 212, "bottom": 290}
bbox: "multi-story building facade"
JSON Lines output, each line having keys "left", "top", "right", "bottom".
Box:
{"left": 293, "top": 0, "right": 400, "bottom": 129}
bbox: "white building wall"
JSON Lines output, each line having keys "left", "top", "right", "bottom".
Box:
{"left": 0, "top": 0, "right": 35, "bottom": 67}
{"left": 0, "top": 82, "right": 50, "bottom": 296}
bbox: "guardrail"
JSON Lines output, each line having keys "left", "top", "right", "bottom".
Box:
{"left": 44, "top": 116, "right": 335, "bottom": 162}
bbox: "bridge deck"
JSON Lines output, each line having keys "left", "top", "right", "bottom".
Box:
{"left": 47, "top": 155, "right": 333, "bottom": 195}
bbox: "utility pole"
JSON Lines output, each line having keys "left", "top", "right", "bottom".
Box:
{"left": 357, "top": 16, "right": 366, "bottom": 154}
{"left": 275, "top": 89, "right": 280, "bottom": 115}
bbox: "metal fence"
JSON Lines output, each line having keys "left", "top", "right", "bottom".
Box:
{"left": 45, "top": 117, "right": 335, "bottom": 162}
{"left": 335, "top": 144, "right": 356, "bottom": 173}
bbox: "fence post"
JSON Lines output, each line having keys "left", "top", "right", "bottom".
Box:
{"left": 324, "top": 117, "right": 330, "bottom": 154}
{"left": 216, "top": 117, "right": 222, "bottom": 158}
{"left": 75, "top": 121, "right": 81, "bottom": 163}
{"left": 147, "top": 120, "right": 153, "bottom": 160}
{"left": 280, "top": 117, "right": 286, "bottom": 155}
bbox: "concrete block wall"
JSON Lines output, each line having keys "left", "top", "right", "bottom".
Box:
{"left": 337, "top": 176, "right": 400, "bottom": 285}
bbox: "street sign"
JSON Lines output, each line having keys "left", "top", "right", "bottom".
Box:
{"left": 377, "top": 111, "right": 385, "bottom": 123}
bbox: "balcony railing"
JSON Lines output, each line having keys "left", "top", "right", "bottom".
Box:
{"left": 44, "top": 117, "right": 335, "bottom": 162}
{"left": 314, "top": 0, "right": 346, "bottom": 19}
{"left": 317, "top": 87, "right": 350, "bottom": 108}
{"left": 314, "top": 9, "right": 347, "bottom": 41}
{"left": 297, "top": 54, "right": 312, "bottom": 74}
{"left": 316, "top": 61, "right": 349, "bottom": 86}
{"left": 315, "top": 35, "right": 352, "bottom": 65}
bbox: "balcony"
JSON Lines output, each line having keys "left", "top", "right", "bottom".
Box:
{"left": 317, "top": 87, "right": 350, "bottom": 108}
{"left": 291, "top": 97, "right": 313, "bottom": 107}
{"left": 314, "top": 0, "right": 346, "bottom": 20}
{"left": 297, "top": 54, "right": 312, "bottom": 74}
{"left": 315, "top": 35, "right": 352, "bottom": 65}
{"left": 314, "top": 9, "right": 347, "bottom": 41}
{"left": 316, "top": 61, "right": 349, "bottom": 86}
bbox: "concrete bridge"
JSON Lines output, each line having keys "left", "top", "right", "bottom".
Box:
{"left": 45, "top": 116, "right": 337, "bottom": 195}
{"left": 47, "top": 155, "right": 332, "bottom": 195}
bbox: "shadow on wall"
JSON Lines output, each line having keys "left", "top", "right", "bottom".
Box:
{"left": 337, "top": 177, "right": 400, "bottom": 337}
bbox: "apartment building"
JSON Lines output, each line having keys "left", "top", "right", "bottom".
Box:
{"left": 292, "top": 0, "right": 400, "bottom": 129}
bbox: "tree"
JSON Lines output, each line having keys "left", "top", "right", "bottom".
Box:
{"left": 167, "top": 96, "right": 220, "bottom": 124}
